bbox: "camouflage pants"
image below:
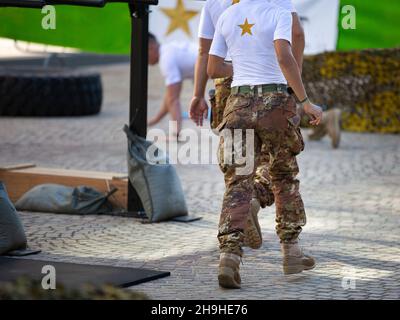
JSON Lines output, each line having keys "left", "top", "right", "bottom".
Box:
{"left": 211, "top": 77, "right": 274, "bottom": 209}
{"left": 217, "top": 91, "right": 307, "bottom": 256}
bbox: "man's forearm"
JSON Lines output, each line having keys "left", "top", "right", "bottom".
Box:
{"left": 169, "top": 98, "right": 182, "bottom": 130}
{"left": 193, "top": 50, "right": 209, "bottom": 98}
{"left": 167, "top": 96, "right": 182, "bottom": 114}
{"left": 193, "top": 38, "right": 212, "bottom": 98}
{"left": 148, "top": 96, "right": 168, "bottom": 125}
{"left": 291, "top": 13, "right": 305, "bottom": 73}
{"left": 278, "top": 53, "right": 307, "bottom": 102}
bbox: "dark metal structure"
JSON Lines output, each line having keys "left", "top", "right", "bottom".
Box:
{"left": 0, "top": 0, "right": 159, "bottom": 212}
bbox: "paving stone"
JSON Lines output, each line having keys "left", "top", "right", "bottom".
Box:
{"left": 0, "top": 64, "right": 399, "bottom": 300}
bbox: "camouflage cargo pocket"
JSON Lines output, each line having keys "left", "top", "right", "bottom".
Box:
{"left": 257, "top": 93, "right": 296, "bottom": 131}
{"left": 284, "top": 95, "right": 304, "bottom": 155}
{"left": 287, "top": 114, "right": 305, "bottom": 155}
{"left": 217, "top": 135, "right": 229, "bottom": 173}
{"left": 216, "top": 94, "right": 252, "bottom": 133}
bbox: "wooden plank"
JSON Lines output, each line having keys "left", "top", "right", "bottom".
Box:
{"left": 0, "top": 163, "right": 36, "bottom": 171}
{"left": 0, "top": 167, "right": 128, "bottom": 210}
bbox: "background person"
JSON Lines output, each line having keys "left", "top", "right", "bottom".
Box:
{"left": 148, "top": 33, "right": 197, "bottom": 136}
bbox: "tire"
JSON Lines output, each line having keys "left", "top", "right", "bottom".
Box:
{"left": 0, "top": 67, "right": 103, "bottom": 117}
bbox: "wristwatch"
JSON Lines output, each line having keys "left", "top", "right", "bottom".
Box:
{"left": 298, "top": 97, "right": 310, "bottom": 108}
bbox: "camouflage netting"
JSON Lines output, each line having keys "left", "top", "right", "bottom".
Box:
{"left": 303, "top": 48, "right": 400, "bottom": 133}
{"left": 0, "top": 277, "right": 149, "bottom": 300}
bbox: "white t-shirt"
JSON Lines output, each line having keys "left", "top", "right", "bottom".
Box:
{"left": 198, "top": 0, "right": 296, "bottom": 41}
{"left": 209, "top": 0, "right": 292, "bottom": 87}
{"left": 159, "top": 41, "right": 197, "bottom": 86}
{"left": 198, "top": 0, "right": 233, "bottom": 40}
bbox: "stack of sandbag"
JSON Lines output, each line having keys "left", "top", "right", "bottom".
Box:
{"left": 15, "top": 184, "right": 115, "bottom": 215}
{"left": 303, "top": 47, "right": 400, "bottom": 133}
{"left": 124, "top": 125, "right": 188, "bottom": 222}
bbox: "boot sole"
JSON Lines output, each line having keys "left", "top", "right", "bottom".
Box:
{"left": 283, "top": 263, "right": 316, "bottom": 274}
{"left": 244, "top": 200, "right": 262, "bottom": 249}
{"left": 218, "top": 267, "right": 241, "bottom": 289}
{"left": 283, "top": 264, "right": 305, "bottom": 275}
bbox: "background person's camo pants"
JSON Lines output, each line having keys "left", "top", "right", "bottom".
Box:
{"left": 217, "top": 90, "right": 307, "bottom": 256}
{"left": 210, "top": 77, "right": 274, "bottom": 209}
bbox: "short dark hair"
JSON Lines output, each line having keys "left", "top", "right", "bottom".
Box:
{"left": 149, "top": 32, "right": 157, "bottom": 42}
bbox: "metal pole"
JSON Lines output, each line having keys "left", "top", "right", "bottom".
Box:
{"left": 127, "top": 1, "right": 149, "bottom": 213}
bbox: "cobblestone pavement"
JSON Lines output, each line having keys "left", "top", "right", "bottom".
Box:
{"left": 0, "top": 64, "right": 399, "bottom": 300}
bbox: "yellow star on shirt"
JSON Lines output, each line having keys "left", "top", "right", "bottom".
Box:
{"left": 238, "top": 18, "right": 255, "bottom": 36}
{"left": 161, "top": 0, "right": 198, "bottom": 37}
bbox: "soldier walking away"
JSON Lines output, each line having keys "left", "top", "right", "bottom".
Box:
{"left": 207, "top": 0, "right": 322, "bottom": 289}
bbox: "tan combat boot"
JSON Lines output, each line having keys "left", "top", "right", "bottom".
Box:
{"left": 326, "top": 108, "right": 342, "bottom": 149}
{"left": 309, "top": 108, "right": 342, "bottom": 149}
{"left": 243, "top": 198, "right": 262, "bottom": 249}
{"left": 281, "top": 241, "right": 316, "bottom": 275}
{"left": 218, "top": 252, "right": 242, "bottom": 289}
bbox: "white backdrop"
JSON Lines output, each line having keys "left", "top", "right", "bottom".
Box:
{"left": 149, "top": 0, "right": 205, "bottom": 45}
{"left": 150, "top": 0, "right": 340, "bottom": 54}
{"left": 292, "top": 0, "right": 340, "bottom": 54}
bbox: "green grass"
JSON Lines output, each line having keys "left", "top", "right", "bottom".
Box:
{"left": 337, "top": 0, "right": 400, "bottom": 50}
{"left": 0, "top": 4, "right": 131, "bottom": 54}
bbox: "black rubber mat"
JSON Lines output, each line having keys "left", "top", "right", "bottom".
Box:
{"left": 0, "top": 257, "right": 170, "bottom": 288}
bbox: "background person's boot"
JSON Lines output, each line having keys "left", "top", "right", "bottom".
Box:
{"left": 326, "top": 108, "right": 342, "bottom": 149}
{"left": 308, "top": 109, "right": 342, "bottom": 149}
{"left": 243, "top": 198, "right": 262, "bottom": 249}
{"left": 218, "top": 252, "right": 242, "bottom": 289}
{"left": 281, "top": 241, "right": 316, "bottom": 275}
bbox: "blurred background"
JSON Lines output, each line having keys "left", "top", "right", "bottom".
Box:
{"left": 0, "top": 0, "right": 399, "bottom": 132}
{"left": 0, "top": 0, "right": 399, "bottom": 300}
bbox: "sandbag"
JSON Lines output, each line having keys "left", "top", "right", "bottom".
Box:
{"left": 15, "top": 184, "right": 114, "bottom": 215}
{"left": 124, "top": 125, "right": 188, "bottom": 222}
{"left": 0, "top": 182, "right": 27, "bottom": 255}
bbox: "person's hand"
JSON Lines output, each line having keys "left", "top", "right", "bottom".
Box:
{"left": 189, "top": 96, "right": 209, "bottom": 126}
{"left": 303, "top": 101, "right": 323, "bottom": 126}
